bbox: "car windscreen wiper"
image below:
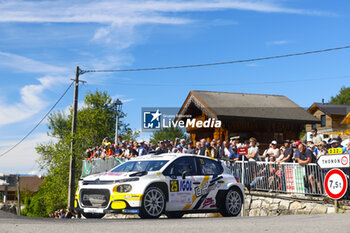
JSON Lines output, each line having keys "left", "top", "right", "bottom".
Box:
{"left": 129, "top": 171, "right": 148, "bottom": 177}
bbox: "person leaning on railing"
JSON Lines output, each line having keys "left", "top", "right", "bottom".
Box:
{"left": 294, "top": 141, "right": 315, "bottom": 164}
{"left": 276, "top": 140, "right": 293, "bottom": 163}
{"left": 262, "top": 140, "right": 280, "bottom": 162}
{"left": 246, "top": 137, "right": 259, "bottom": 161}
{"left": 294, "top": 142, "right": 320, "bottom": 194}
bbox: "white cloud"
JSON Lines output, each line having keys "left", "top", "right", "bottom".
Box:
{"left": 0, "top": 0, "right": 331, "bottom": 25}
{"left": 27, "top": 170, "right": 41, "bottom": 176}
{"left": 121, "top": 98, "right": 135, "bottom": 103}
{"left": 266, "top": 40, "right": 290, "bottom": 46}
{"left": 0, "top": 133, "right": 51, "bottom": 174}
{"left": 0, "top": 52, "right": 67, "bottom": 74}
{"left": 0, "top": 75, "right": 69, "bottom": 126}
{"left": 0, "top": 1, "right": 331, "bottom": 51}
{"left": 0, "top": 51, "right": 70, "bottom": 126}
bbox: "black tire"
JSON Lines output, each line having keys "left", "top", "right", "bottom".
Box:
{"left": 82, "top": 213, "right": 105, "bottom": 219}
{"left": 219, "top": 187, "right": 243, "bottom": 217}
{"left": 139, "top": 186, "right": 166, "bottom": 219}
{"left": 165, "top": 212, "right": 184, "bottom": 219}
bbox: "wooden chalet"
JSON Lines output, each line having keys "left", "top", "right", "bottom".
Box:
{"left": 177, "top": 91, "right": 319, "bottom": 148}
{"left": 306, "top": 103, "right": 350, "bottom": 138}
{"left": 0, "top": 176, "right": 43, "bottom": 202}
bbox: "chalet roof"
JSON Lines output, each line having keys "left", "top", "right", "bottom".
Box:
{"left": 179, "top": 90, "right": 319, "bottom": 123}
{"left": 0, "top": 176, "right": 43, "bottom": 192}
{"left": 308, "top": 103, "right": 350, "bottom": 116}
{"left": 341, "top": 112, "right": 350, "bottom": 125}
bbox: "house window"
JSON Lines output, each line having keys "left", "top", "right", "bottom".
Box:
{"left": 321, "top": 115, "right": 326, "bottom": 127}
{"left": 312, "top": 124, "right": 316, "bottom": 130}
{"left": 273, "top": 133, "right": 283, "bottom": 142}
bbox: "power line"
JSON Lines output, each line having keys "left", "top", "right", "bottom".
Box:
{"left": 107, "top": 75, "right": 350, "bottom": 87}
{"left": 81, "top": 45, "right": 350, "bottom": 73}
{"left": 0, "top": 81, "right": 74, "bottom": 158}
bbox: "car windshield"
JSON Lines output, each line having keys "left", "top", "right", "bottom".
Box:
{"left": 111, "top": 160, "right": 169, "bottom": 172}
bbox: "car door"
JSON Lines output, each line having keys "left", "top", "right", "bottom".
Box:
{"left": 188, "top": 157, "right": 225, "bottom": 210}
{"left": 163, "top": 156, "right": 197, "bottom": 211}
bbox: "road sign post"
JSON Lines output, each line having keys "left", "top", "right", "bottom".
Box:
{"left": 237, "top": 146, "right": 248, "bottom": 217}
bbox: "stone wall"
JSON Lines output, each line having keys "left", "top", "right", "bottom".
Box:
{"left": 243, "top": 191, "right": 350, "bottom": 216}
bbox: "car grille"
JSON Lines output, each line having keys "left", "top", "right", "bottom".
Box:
{"left": 82, "top": 180, "right": 116, "bottom": 185}
{"left": 80, "top": 189, "right": 110, "bottom": 208}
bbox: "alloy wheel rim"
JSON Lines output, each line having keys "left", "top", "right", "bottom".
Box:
{"left": 144, "top": 189, "right": 165, "bottom": 216}
{"left": 226, "top": 190, "right": 242, "bottom": 215}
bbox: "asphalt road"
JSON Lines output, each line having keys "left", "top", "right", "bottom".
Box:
{"left": 1, "top": 211, "right": 350, "bottom": 233}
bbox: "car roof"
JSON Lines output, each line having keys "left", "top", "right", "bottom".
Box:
{"left": 128, "top": 153, "right": 219, "bottom": 162}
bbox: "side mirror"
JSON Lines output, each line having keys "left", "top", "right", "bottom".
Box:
{"left": 182, "top": 171, "right": 189, "bottom": 179}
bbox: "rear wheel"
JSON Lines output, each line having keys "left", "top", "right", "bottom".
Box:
{"left": 219, "top": 188, "right": 243, "bottom": 217}
{"left": 82, "top": 213, "right": 105, "bottom": 219}
{"left": 139, "top": 187, "right": 166, "bottom": 219}
{"left": 165, "top": 212, "right": 184, "bottom": 219}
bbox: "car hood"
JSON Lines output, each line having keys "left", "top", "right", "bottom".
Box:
{"left": 83, "top": 172, "right": 131, "bottom": 181}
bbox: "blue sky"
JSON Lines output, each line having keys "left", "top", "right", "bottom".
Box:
{"left": 0, "top": 0, "right": 349, "bottom": 174}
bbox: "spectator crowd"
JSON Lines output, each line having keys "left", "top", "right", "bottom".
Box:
{"left": 85, "top": 129, "right": 349, "bottom": 164}
{"left": 82, "top": 129, "right": 349, "bottom": 196}
{"left": 49, "top": 207, "right": 79, "bottom": 219}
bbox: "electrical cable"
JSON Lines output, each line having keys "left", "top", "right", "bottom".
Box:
{"left": 81, "top": 45, "right": 350, "bottom": 73}
{"left": 0, "top": 81, "right": 74, "bottom": 158}
{"left": 106, "top": 75, "right": 350, "bottom": 87}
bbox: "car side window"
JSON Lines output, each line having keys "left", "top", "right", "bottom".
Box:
{"left": 163, "top": 157, "right": 197, "bottom": 176}
{"left": 196, "top": 158, "right": 223, "bottom": 175}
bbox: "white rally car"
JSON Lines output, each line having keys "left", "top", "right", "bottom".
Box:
{"left": 75, "top": 154, "right": 245, "bottom": 219}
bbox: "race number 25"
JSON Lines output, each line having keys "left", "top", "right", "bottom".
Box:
{"left": 170, "top": 180, "right": 179, "bottom": 192}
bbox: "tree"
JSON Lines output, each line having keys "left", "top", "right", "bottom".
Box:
{"left": 22, "top": 90, "right": 137, "bottom": 217}
{"left": 149, "top": 127, "right": 188, "bottom": 145}
{"left": 329, "top": 86, "right": 350, "bottom": 105}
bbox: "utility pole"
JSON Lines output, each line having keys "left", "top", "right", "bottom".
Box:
{"left": 68, "top": 66, "right": 80, "bottom": 210}
{"left": 16, "top": 176, "right": 21, "bottom": 215}
{"left": 114, "top": 99, "right": 123, "bottom": 145}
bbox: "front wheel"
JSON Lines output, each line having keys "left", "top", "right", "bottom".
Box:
{"left": 139, "top": 186, "right": 166, "bottom": 219}
{"left": 82, "top": 213, "right": 105, "bottom": 219}
{"left": 219, "top": 188, "right": 243, "bottom": 217}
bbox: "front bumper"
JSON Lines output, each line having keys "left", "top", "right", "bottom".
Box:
{"left": 75, "top": 194, "right": 142, "bottom": 215}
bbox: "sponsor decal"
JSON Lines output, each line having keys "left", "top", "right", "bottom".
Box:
{"left": 170, "top": 193, "right": 192, "bottom": 204}
{"left": 170, "top": 180, "right": 192, "bottom": 192}
{"left": 124, "top": 195, "right": 142, "bottom": 200}
{"left": 92, "top": 172, "right": 123, "bottom": 177}
{"left": 202, "top": 198, "right": 216, "bottom": 209}
{"left": 180, "top": 180, "right": 192, "bottom": 191}
{"left": 122, "top": 209, "right": 140, "bottom": 214}
{"left": 194, "top": 176, "right": 223, "bottom": 198}
{"left": 182, "top": 176, "right": 210, "bottom": 210}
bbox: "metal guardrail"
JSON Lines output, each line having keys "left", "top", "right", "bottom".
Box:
{"left": 80, "top": 157, "right": 123, "bottom": 178}
{"left": 81, "top": 156, "right": 334, "bottom": 197}
{"left": 230, "top": 161, "right": 326, "bottom": 196}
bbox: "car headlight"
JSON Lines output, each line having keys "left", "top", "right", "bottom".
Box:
{"left": 114, "top": 184, "right": 132, "bottom": 193}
